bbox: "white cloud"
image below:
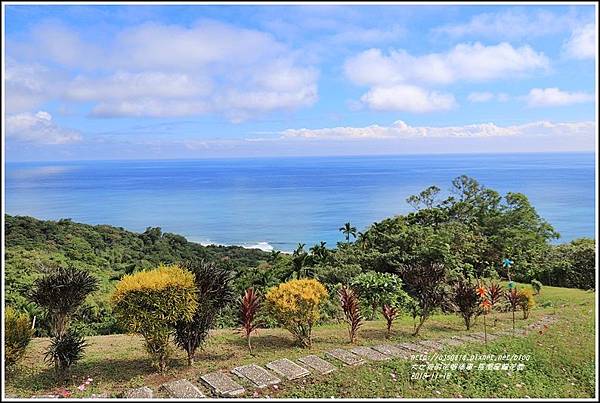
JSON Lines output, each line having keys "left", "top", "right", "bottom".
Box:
{"left": 433, "top": 9, "right": 581, "bottom": 39}
{"left": 526, "top": 88, "right": 594, "bottom": 107}
{"left": 6, "top": 111, "right": 82, "bottom": 144}
{"left": 468, "top": 91, "right": 511, "bottom": 103}
{"left": 563, "top": 23, "right": 597, "bottom": 60}
{"left": 7, "top": 20, "right": 319, "bottom": 120}
{"left": 360, "top": 85, "right": 456, "bottom": 113}
{"left": 65, "top": 72, "right": 212, "bottom": 101}
{"left": 281, "top": 120, "right": 595, "bottom": 140}
{"left": 468, "top": 92, "right": 494, "bottom": 103}
{"left": 344, "top": 42, "right": 549, "bottom": 86}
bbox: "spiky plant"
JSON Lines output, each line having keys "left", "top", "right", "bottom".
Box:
{"left": 338, "top": 285, "right": 363, "bottom": 343}
{"left": 44, "top": 330, "right": 87, "bottom": 377}
{"left": 239, "top": 287, "right": 261, "bottom": 353}
{"left": 486, "top": 281, "right": 503, "bottom": 326}
{"left": 30, "top": 267, "right": 98, "bottom": 338}
{"left": 381, "top": 304, "right": 398, "bottom": 339}
{"left": 174, "top": 260, "right": 235, "bottom": 366}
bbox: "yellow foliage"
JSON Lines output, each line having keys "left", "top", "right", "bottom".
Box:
{"left": 517, "top": 288, "right": 536, "bottom": 319}
{"left": 265, "top": 278, "right": 328, "bottom": 347}
{"left": 112, "top": 264, "right": 196, "bottom": 302}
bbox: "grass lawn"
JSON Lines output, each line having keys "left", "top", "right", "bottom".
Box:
{"left": 5, "top": 284, "right": 596, "bottom": 398}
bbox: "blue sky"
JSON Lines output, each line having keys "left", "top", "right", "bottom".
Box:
{"left": 4, "top": 3, "right": 597, "bottom": 161}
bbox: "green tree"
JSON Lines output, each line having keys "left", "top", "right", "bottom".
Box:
{"left": 339, "top": 222, "right": 357, "bottom": 244}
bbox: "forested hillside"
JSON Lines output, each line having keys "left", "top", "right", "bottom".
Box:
{"left": 5, "top": 215, "right": 269, "bottom": 335}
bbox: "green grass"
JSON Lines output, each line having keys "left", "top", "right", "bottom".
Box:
{"left": 5, "top": 284, "right": 596, "bottom": 398}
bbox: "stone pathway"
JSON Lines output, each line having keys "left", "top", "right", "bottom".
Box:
{"left": 121, "top": 315, "right": 558, "bottom": 399}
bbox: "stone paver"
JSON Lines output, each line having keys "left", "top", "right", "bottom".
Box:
{"left": 437, "top": 338, "right": 464, "bottom": 347}
{"left": 200, "top": 371, "right": 245, "bottom": 397}
{"left": 326, "top": 349, "right": 365, "bottom": 366}
{"left": 396, "top": 342, "right": 429, "bottom": 354}
{"left": 372, "top": 344, "right": 413, "bottom": 359}
{"left": 231, "top": 364, "right": 280, "bottom": 388}
{"left": 266, "top": 358, "right": 310, "bottom": 380}
{"left": 160, "top": 379, "right": 205, "bottom": 398}
{"left": 350, "top": 346, "right": 391, "bottom": 361}
{"left": 297, "top": 355, "right": 337, "bottom": 374}
{"left": 416, "top": 340, "right": 445, "bottom": 351}
{"left": 124, "top": 386, "right": 153, "bottom": 399}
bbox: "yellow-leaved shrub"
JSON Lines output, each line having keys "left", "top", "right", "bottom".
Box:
{"left": 112, "top": 264, "right": 197, "bottom": 372}
{"left": 517, "top": 288, "right": 536, "bottom": 319}
{"left": 265, "top": 278, "right": 328, "bottom": 347}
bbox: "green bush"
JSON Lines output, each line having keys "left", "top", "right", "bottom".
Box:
{"left": 351, "top": 271, "right": 404, "bottom": 320}
{"left": 112, "top": 264, "right": 197, "bottom": 372}
{"left": 531, "top": 279, "right": 543, "bottom": 295}
{"left": 4, "top": 307, "right": 33, "bottom": 370}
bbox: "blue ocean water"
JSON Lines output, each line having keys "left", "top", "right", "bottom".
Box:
{"left": 5, "top": 153, "right": 596, "bottom": 251}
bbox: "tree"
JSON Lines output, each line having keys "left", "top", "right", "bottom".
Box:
{"left": 174, "top": 260, "right": 235, "bottom": 366}
{"left": 112, "top": 264, "right": 197, "bottom": 372}
{"left": 265, "top": 278, "right": 328, "bottom": 347}
{"left": 399, "top": 261, "right": 448, "bottom": 336}
{"left": 239, "top": 287, "right": 261, "bottom": 353}
{"left": 309, "top": 241, "right": 329, "bottom": 265}
{"left": 30, "top": 267, "right": 98, "bottom": 338}
{"left": 290, "top": 243, "right": 311, "bottom": 279}
{"left": 351, "top": 272, "right": 404, "bottom": 320}
{"left": 338, "top": 285, "right": 362, "bottom": 343}
{"left": 339, "top": 222, "right": 357, "bottom": 243}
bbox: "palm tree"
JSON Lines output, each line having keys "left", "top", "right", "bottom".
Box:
{"left": 309, "top": 241, "right": 328, "bottom": 264}
{"left": 339, "top": 222, "right": 357, "bottom": 243}
{"left": 291, "top": 243, "right": 308, "bottom": 279}
{"left": 268, "top": 250, "right": 281, "bottom": 264}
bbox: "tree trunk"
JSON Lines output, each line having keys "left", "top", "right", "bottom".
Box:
{"left": 247, "top": 335, "right": 253, "bottom": 353}
{"left": 412, "top": 316, "right": 427, "bottom": 336}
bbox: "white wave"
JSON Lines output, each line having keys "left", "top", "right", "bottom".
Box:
{"left": 243, "top": 242, "right": 274, "bottom": 252}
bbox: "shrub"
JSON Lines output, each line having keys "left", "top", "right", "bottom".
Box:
{"left": 399, "top": 261, "right": 448, "bottom": 336}
{"left": 452, "top": 279, "right": 481, "bottom": 330}
{"left": 338, "top": 285, "right": 362, "bottom": 343}
{"left": 531, "top": 279, "right": 542, "bottom": 295}
{"left": 45, "top": 330, "right": 87, "bottom": 375}
{"left": 30, "top": 267, "right": 98, "bottom": 338}
{"left": 174, "top": 260, "right": 234, "bottom": 365}
{"left": 518, "top": 288, "right": 536, "bottom": 319}
{"left": 351, "top": 271, "right": 403, "bottom": 320}
{"left": 4, "top": 307, "right": 33, "bottom": 370}
{"left": 239, "top": 287, "right": 261, "bottom": 353}
{"left": 265, "top": 278, "right": 328, "bottom": 347}
{"left": 112, "top": 264, "right": 198, "bottom": 372}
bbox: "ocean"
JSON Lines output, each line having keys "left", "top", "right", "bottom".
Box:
{"left": 4, "top": 152, "right": 596, "bottom": 251}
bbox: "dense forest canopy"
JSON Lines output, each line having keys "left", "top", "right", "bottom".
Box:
{"left": 4, "top": 176, "right": 596, "bottom": 336}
